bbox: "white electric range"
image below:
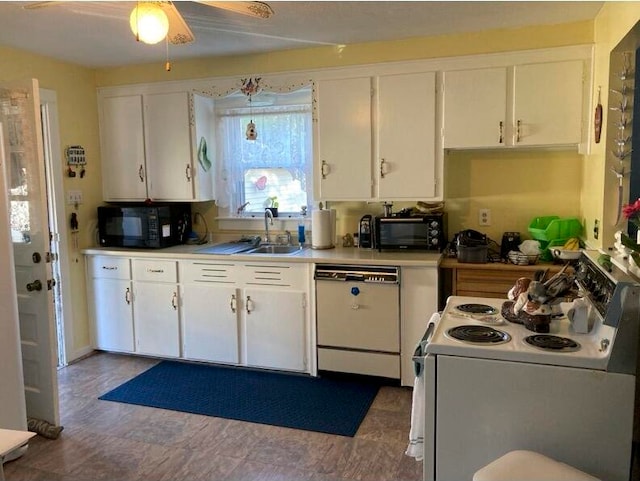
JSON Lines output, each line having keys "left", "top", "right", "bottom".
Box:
{"left": 417, "top": 250, "right": 640, "bottom": 481}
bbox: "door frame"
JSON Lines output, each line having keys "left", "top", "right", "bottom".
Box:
{"left": 40, "top": 88, "right": 74, "bottom": 366}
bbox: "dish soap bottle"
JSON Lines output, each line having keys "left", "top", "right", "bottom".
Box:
{"left": 298, "top": 206, "right": 307, "bottom": 246}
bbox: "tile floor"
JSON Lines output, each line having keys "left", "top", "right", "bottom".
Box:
{"left": 4, "top": 352, "right": 422, "bottom": 481}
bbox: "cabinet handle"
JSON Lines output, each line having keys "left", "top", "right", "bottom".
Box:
{"left": 498, "top": 121, "right": 503, "bottom": 144}
{"left": 102, "top": 265, "right": 117, "bottom": 270}
{"left": 138, "top": 165, "right": 144, "bottom": 182}
{"left": 171, "top": 292, "right": 178, "bottom": 310}
{"left": 516, "top": 120, "right": 522, "bottom": 143}
{"left": 230, "top": 294, "right": 237, "bottom": 313}
{"left": 125, "top": 287, "right": 131, "bottom": 305}
{"left": 380, "top": 158, "right": 388, "bottom": 178}
{"left": 321, "top": 160, "right": 329, "bottom": 180}
{"left": 185, "top": 164, "right": 192, "bottom": 182}
{"left": 147, "top": 268, "right": 164, "bottom": 273}
{"left": 246, "top": 295, "right": 253, "bottom": 314}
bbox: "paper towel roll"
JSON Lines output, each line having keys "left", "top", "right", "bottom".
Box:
{"left": 312, "top": 209, "right": 335, "bottom": 249}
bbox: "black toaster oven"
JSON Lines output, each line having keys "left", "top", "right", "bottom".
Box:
{"left": 375, "top": 213, "right": 446, "bottom": 251}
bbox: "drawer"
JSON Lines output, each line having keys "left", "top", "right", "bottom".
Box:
{"left": 456, "top": 269, "right": 527, "bottom": 296}
{"left": 241, "top": 263, "right": 307, "bottom": 287}
{"left": 89, "top": 256, "right": 130, "bottom": 279}
{"left": 180, "top": 261, "right": 238, "bottom": 284}
{"left": 133, "top": 259, "right": 177, "bottom": 283}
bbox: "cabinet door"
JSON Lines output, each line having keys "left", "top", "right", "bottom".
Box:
{"left": 181, "top": 284, "right": 239, "bottom": 363}
{"left": 91, "top": 278, "right": 134, "bottom": 352}
{"left": 191, "top": 93, "right": 216, "bottom": 201}
{"left": 144, "top": 92, "right": 195, "bottom": 201}
{"left": 512, "top": 60, "right": 583, "bottom": 146}
{"left": 316, "top": 77, "right": 372, "bottom": 200}
{"left": 377, "top": 71, "right": 437, "bottom": 199}
{"left": 100, "top": 95, "right": 148, "bottom": 201}
{"left": 443, "top": 68, "right": 507, "bottom": 148}
{"left": 243, "top": 288, "right": 306, "bottom": 371}
{"left": 133, "top": 282, "right": 180, "bottom": 357}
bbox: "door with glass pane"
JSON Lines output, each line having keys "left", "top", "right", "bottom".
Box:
{"left": 1, "top": 78, "right": 59, "bottom": 425}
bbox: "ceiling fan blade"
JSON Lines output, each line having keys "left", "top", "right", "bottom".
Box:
{"left": 196, "top": 1, "right": 274, "bottom": 19}
{"left": 163, "top": 2, "right": 195, "bottom": 45}
{"left": 22, "top": 1, "right": 65, "bottom": 9}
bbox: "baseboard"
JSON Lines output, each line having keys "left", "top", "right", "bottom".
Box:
{"left": 64, "top": 346, "right": 94, "bottom": 365}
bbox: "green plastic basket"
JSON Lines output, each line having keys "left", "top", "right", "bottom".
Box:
{"left": 528, "top": 216, "right": 583, "bottom": 242}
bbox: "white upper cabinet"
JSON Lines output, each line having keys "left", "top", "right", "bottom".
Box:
{"left": 512, "top": 60, "right": 584, "bottom": 147}
{"left": 377, "top": 71, "right": 437, "bottom": 199}
{"left": 443, "top": 60, "right": 585, "bottom": 149}
{"left": 443, "top": 67, "right": 507, "bottom": 149}
{"left": 315, "top": 72, "right": 439, "bottom": 201}
{"left": 100, "top": 95, "right": 148, "bottom": 200}
{"left": 315, "top": 77, "right": 373, "bottom": 200}
{"left": 100, "top": 91, "right": 215, "bottom": 202}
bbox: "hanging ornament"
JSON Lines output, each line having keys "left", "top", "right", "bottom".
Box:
{"left": 241, "top": 77, "right": 262, "bottom": 141}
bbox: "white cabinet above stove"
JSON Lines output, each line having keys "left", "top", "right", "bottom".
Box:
{"left": 443, "top": 59, "right": 589, "bottom": 151}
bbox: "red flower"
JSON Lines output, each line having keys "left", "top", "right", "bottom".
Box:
{"left": 623, "top": 199, "right": 640, "bottom": 221}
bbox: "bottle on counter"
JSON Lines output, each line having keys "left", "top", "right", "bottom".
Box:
{"left": 298, "top": 206, "right": 307, "bottom": 246}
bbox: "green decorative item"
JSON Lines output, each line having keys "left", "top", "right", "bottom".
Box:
{"left": 198, "top": 136, "right": 211, "bottom": 172}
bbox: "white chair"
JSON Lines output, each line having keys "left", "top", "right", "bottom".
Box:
{"left": 0, "top": 429, "right": 36, "bottom": 481}
{"left": 473, "top": 450, "right": 601, "bottom": 481}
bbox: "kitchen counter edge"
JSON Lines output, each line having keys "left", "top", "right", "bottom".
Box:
{"left": 81, "top": 245, "right": 442, "bottom": 268}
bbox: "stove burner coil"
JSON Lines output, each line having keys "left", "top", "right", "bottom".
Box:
{"left": 446, "top": 325, "right": 511, "bottom": 344}
{"left": 524, "top": 335, "right": 581, "bottom": 352}
{"left": 456, "top": 303, "right": 498, "bottom": 315}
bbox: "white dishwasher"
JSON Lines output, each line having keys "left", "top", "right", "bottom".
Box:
{"left": 315, "top": 264, "right": 400, "bottom": 379}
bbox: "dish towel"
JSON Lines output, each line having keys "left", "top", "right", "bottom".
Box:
{"left": 405, "top": 311, "right": 440, "bottom": 461}
{"left": 405, "top": 372, "right": 425, "bottom": 460}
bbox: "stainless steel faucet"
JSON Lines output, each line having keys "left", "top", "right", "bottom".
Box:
{"left": 264, "top": 209, "right": 274, "bottom": 244}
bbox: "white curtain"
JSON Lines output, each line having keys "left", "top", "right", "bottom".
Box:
{"left": 215, "top": 104, "right": 312, "bottom": 212}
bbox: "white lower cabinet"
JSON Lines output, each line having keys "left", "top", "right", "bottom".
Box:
{"left": 243, "top": 287, "right": 306, "bottom": 371}
{"left": 88, "top": 256, "right": 134, "bottom": 353}
{"left": 132, "top": 259, "right": 180, "bottom": 357}
{"left": 180, "top": 261, "right": 240, "bottom": 364}
{"left": 177, "top": 260, "right": 309, "bottom": 372}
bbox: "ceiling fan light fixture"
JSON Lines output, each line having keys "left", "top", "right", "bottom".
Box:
{"left": 129, "top": 2, "right": 170, "bottom": 45}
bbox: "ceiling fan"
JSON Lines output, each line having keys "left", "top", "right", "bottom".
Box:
{"left": 24, "top": 1, "right": 274, "bottom": 46}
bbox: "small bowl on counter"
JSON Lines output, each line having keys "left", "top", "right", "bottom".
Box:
{"left": 551, "top": 248, "right": 582, "bottom": 261}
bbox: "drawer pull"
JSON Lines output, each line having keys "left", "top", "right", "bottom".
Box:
{"left": 230, "top": 294, "right": 237, "bottom": 313}
{"left": 102, "top": 266, "right": 118, "bottom": 270}
{"left": 246, "top": 295, "right": 254, "bottom": 314}
{"left": 171, "top": 292, "right": 178, "bottom": 310}
{"left": 147, "top": 268, "right": 164, "bottom": 273}
{"left": 125, "top": 287, "right": 131, "bottom": 305}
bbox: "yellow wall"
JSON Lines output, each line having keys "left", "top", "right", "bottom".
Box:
{"left": 584, "top": 4, "right": 640, "bottom": 251}
{"left": 0, "top": 18, "right": 599, "bottom": 361}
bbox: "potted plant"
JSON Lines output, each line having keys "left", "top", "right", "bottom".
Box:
{"left": 266, "top": 196, "right": 279, "bottom": 217}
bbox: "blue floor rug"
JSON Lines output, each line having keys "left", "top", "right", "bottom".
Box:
{"left": 99, "top": 360, "right": 379, "bottom": 437}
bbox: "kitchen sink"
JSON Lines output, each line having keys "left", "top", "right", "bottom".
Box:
{"left": 245, "top": 245, "right": 306, "bottom": 255}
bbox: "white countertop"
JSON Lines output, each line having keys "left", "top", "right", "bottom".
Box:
{"left": 81, "top": 243, "right": 442, "bottom": 267}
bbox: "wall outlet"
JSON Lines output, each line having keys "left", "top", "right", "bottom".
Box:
{"left": 479, "top": 208, "right": 491, "bottom": 226}
{"left": 67, "top": 190, "right": 83, "bottom": 205}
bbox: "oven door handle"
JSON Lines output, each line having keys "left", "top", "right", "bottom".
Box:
{"left": 412, "top": 320, "right": 437, "bottom": 377}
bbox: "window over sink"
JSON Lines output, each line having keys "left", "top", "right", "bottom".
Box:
{"left": 214, "top": 88, "right": 313, "bottom": 217}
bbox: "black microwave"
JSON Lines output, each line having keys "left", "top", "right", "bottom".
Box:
{"left": 375, "top": 214, "right": 446, "bottom": 251}
{"left": 98, "top": 204, "right": 191, "bottom": 249}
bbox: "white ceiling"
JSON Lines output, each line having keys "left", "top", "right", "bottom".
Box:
{"left": 0, "top": 1, "right": 604, "bottom": 69}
